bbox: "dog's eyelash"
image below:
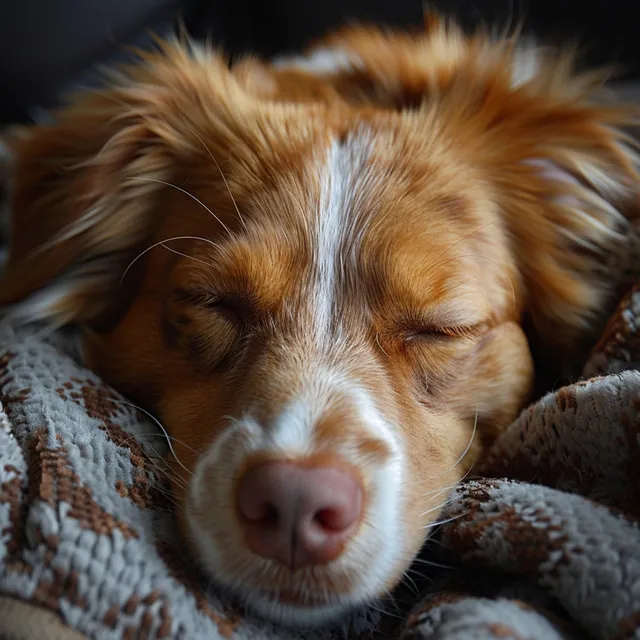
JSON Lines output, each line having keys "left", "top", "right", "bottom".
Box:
{"left": 173, "top": 288, "right": 252, "bottom": 319}
{"left": 404, "top": 324, "right": 483, "bottom": 342}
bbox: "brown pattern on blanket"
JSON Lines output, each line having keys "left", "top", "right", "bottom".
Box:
{"left": 1, "top": 285, "right": 640, "bottom": 637}
{"left": 56, "top": 376, "right": 174, "bottom": 510}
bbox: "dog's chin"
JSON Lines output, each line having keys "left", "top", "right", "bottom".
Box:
{"left": 239, "top": 590, "right": 366, "bottom": 628}
{"left": 183, "top": 509, "right": 386, "bottom": 628}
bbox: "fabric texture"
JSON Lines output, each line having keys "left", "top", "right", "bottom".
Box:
{"left": 1, "top": 237, "right": 640, "bottom": 639}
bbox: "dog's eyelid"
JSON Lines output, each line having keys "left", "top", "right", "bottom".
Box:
{"left": 173, "top": 287, "right": 254, "bottom": 316}
{"left": 402, "top": 321, "right": 487, "bottom": 342}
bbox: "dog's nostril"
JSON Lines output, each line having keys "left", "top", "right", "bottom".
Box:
{"left": 238, "top": 494, "right": 280, "bottom": 525}
{"left": 254, "top": 502, "right": 279, "bottom": 527}
{"left": 314, "top": 507, "right": 347, "bottom": 530}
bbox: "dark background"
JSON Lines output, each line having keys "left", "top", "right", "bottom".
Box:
{"left": 1, "top": 0, "right": 639, "bottom": 124}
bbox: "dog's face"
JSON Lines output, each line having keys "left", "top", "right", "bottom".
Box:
{"left": 1, "top": 18, "right": 638, "bottom": 625}
{"left": 85, "top": 117, "right": 534, "bottom": 623}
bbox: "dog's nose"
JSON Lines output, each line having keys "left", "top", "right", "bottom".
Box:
{"left": 236, "top": 461, "right": 363, "bottom": 569}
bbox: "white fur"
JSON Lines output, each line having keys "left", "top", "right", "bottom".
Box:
{"left": 0, "top": 258, "right": 119, "bottom": 331}
{"left": 511, "top": 42, "right": 540, "bottom": 88}
{"left": 313, "top": 132, "right": 375, "bottom": 344}
{"left": 272, "top": 47, "right": 360, "bottom": 75}
{"left": 269, "top": 397, "right": 319, "bottom": 454}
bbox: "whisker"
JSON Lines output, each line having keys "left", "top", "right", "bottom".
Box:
{"left": 114, "top": 429, "right": 198, "bottom": 454}
{"left": 119, "top": 234, "right": 219, "bottom": 284}
{"left": 158, "top": 242, "right": 213, "bottom": 267}
{"left": 400, "top": 571, "right": 421, "bottom": 597}
{"left": 443, "top": 409, "right": 478, "bottom": 476}
{"left": 144, "top": 482, "right": 182, "bottom": 509}
{"left": 423, "top": 465, "right": 476, "bottom": 508}
{"left": 127, "top": 176, "right": 234, "bottom": 238}
{"left": 422, "top": 511, "right": 468, "bottom": 531}
{"left": 403, "top": 566, "right": 435, "bottom": 583}
{"left": 112, "top": 399, "right": 194, "bottom": 479}
{"left": 145, "top": 461, "right": 188, "bottom": 492}
{"left": 420, "top": 496, "right": 456, "bottom": 518}
{"left": 458, "top": 459, "right": 477, "bottom": 483}
{"left": 151, "top": 461, "right": 189, "bottom": 490}
{"left": 422, "top": 483, "right": 460, "bottom": 497}
{"left": 137, "top": 448, "right": 188, "bottom": 490}
{"left": 382, "top": 585, "right": 400, "bottom": 607}
{"left": 428, "top": 222, "right": 496, "bottom": 272}
{"left": 375, "top": 333, "right": 389, "bottom": 357}
{"left": 133, "top": 452, "right": 187, "bottom": 492}
{"left": 366, "top": 601, "right": 404, "bottom": 621}
{"left": 189, "top": 128, "right": 248, "bottom": 231}
{"left": 410, "top": 557, "right": 455, "bottom": 571}
{"left": 421, "top": 535, "right": 448, "bottom": 549}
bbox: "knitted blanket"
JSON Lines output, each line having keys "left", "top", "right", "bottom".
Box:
{"left": 1, "top": 249, "right": 640, "bottom": 639}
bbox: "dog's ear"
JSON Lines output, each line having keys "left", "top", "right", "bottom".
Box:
{"left": 273, "top": 15, "right": 640, "bottom": 358}
{"left": 0, "top": 42, "right": 248, "bottom": 330}
{"left": 0, "top": 109, "right": 168, "bottom": 329}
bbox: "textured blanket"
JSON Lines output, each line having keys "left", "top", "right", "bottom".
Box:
{"left": 1, "top": 244, "right": 640, "bottom": 640}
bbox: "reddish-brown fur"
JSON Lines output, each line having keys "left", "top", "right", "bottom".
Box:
{"left": 1, "top": 14, "right": 638, "bottom": 625}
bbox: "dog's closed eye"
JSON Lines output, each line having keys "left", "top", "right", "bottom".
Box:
{"left": 174, "top": 288, "right": 254, "bottom": 324}
{"left": 403, "top": 323, "right": 487, "bottom": 343}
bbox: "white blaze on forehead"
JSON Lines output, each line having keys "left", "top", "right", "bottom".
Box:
{"left": 265, "top": 367, "right": 341, "bottom": 455}
{"left": 261, "top": 369, "right": 402, "bottom": 459}
{"left": 313, "top": 132, "right": 377, "bottom": 343}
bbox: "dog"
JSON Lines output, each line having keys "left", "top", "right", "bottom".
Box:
{"left": 0, "top": 13, "right": 638, "bottom": 627}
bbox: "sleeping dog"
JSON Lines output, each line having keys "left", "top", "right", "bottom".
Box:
{"left": 0, "top": 14, "right": 637, "bottom": 626}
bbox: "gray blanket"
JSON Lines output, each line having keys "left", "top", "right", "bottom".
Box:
{"left": 1, "top": 239, "right": 640, "bottom": 639}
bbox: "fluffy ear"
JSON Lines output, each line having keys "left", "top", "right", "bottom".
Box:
{"left": 273, "top": 15, "right": 640, "bottom": 358}
{"left": 0, "top": 112, "right": 168, "bottom": 329}
{"left": 0, "top": 41, "right": 244, "bottom": 330}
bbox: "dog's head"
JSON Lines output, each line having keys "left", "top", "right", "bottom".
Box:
{"left": 1, "top": 17, "right": 638, "bottom": 626}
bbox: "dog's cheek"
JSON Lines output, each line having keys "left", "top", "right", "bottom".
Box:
{"left": 390, "top": 409, "right": 469, "bottom": 594}
{"left": 83, "top": 293, "right": 174, "bottom": 404}
{"left": 470, "top": 321, "right": 534, "bottom": 445}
